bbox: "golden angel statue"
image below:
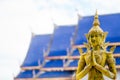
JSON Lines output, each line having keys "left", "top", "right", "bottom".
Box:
{"left": 76, "top": 11, "right": 117, "bottom": 80}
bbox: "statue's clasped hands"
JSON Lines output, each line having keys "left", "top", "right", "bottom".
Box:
{"left": 90, "top": 51, "right": 97, "bottom": 67}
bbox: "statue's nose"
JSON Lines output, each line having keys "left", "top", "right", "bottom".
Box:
{"left": 92, "top": 37, "right": 96, "bottom": 40}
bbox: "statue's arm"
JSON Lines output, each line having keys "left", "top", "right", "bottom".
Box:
{"left": 76, "top": 55, "right": 92, "bottom": 80}
{"left": 107, "top": 53, "right": 117, "bottom": 79}
{"left": 94, "top": 53, "right": 116, "bottom": 79}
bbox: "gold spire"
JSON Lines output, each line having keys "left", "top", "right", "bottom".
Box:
{"left": 88, "top": 10, "right": 103, "bottom": 33}
{"left": 93, "top": 10, "right": 100, "bottom": 26}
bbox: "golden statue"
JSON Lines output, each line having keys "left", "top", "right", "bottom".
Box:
{"left": 76, "top": 11, "right": 117, "bottom": 80}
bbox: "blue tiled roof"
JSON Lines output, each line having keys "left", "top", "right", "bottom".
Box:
{"left": 39, "top": 71, "right": 74, "bottom": 78}
{"left": 48, "top": 50, "right": 67, "bottom": 56}
{"left": 75, "top": 13, "right": 120, "bottom": 45}
{"left": 68, "top": 60, "right": 78, "bottom": 67}
{"left": 51, "top": 25, "right": 75, "bottom": 50}
{"left": 48, "top": 25, "right": 75, "bottom": 57}
{"left": 116, "top": 57, "right": 120, "bottom": 65}
{"left": 72, "top": 48, "right": 87, "bottom": 56}
{"left": 21, "top": 34, "right": 51, "bottom": 67}
{"left": 114, "top": 46, "right": 120, "bottom": 53}
{"left": 43, "top": 59, "right": 64, "bottom": 68}
{"left": 72, "top": 49, "right": 79, "bottom": 56}
{"left": 16, "top": 70, "right": 39, "bottom": 78}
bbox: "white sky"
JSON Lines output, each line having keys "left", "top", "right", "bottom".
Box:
{"left": 0, "top": 0, "right": 120, "bottom": 80}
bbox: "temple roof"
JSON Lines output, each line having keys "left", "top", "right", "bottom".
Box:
{"left": 15, "top": 13, "right": 120, "bottom": 80}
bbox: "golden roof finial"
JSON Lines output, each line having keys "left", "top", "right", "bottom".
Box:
{"left": 93, "top": 10, "right": 100, "bottom": 26}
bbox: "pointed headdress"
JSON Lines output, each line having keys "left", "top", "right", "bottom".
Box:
{"left": 86, "top": 10, "right": 108, "bottom": 43}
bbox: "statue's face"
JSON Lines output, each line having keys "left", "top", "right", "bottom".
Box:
{"left": 89, "top": 33, "right": 102, "bottom": 47}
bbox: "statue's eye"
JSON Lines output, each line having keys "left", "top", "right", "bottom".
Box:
{"left": 91, "top": 35, "right": 94, "bottom": 38}
{"left": 95, "top": 35, "right": 98, "bottom": 37}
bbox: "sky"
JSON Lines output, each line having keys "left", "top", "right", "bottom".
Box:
{"left": 0, "top": 0, "right": 120, "bottom": 80}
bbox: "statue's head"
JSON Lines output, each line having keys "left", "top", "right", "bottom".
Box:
{"left": 85, "top": 11, "right": 108, "bottom": 48}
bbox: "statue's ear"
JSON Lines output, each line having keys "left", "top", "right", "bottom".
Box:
{"left": 103, "top": 32, "right": 108, "bottom": 42}
{"left": 104, "top": 32, "right": 108, "bottom": 37}
{"left": 85, "top": 34, "right": 89, "bottom": 39}
{"left": 85, "top": 34, "right": 89, "bottom": 42}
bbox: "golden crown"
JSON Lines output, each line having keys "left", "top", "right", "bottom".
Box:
{"left": 88, "top": 10, "right": 103, "bottom": 35}
{"left": 85, "top": 10, "right": 108, "bottom": 43}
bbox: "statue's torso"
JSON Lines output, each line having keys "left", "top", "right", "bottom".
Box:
{"left": 84, "top": 50, "right": 107, "bottom": 80}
